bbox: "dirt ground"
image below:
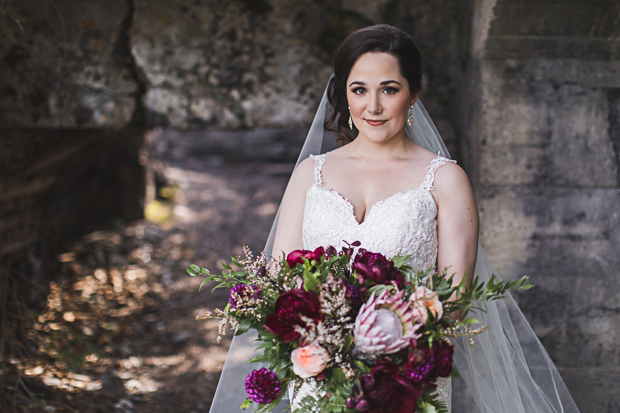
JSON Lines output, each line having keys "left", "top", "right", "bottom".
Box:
{"left": 2, "top": 155, "right": 291, "bottom": 413}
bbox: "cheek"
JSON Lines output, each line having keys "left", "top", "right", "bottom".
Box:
{"left": 392, "top": 98, "right": 412, "bottom": 116}
{"left": 347, "top": 97, "right": 364, "bottom": 116}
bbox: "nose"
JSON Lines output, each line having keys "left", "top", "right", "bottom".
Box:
{"left": 366, "top": 91, "right": 382, "bottom": 114}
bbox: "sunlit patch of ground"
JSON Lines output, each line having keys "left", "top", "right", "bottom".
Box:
{"left": 3, "top": 160, "right": 290, "bottom": 412}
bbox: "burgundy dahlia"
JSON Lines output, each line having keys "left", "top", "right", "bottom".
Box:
{"left": 433, "top": 340, "right": 455, "bottom": 377}
{"left": 245, "top": 368, "right": 281, "bottom": 405}
{"left": 256, "top": 265, "right": 267, "bottom": 278}
{"left": 352, "top": 251, "right": 405, "bottom": 288}
{"left": 229, "top": 284, "right": 260, "bottom": 308}
{"left": 404, "top": 348, "right": 435, "bottom": 383}
{"left": 341, "top": 279, "right": 363, "bottom": 317}
{"left": 286, "top": 247, "right": 325, "bottom": 268}
{"left": 349, "top": 358, "right": 421, "bottom": 413}
{"left": 264, "top": 288, "right": 323, "bottom": 342}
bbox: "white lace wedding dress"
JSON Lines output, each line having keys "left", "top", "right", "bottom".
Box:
{"left": 292, "top": 152, "right": 455, "bottom": 412}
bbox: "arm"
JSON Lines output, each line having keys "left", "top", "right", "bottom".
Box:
{"left": 432, "top": 163, "right": 479, "bottom": 320}
{"left": 270, "top": 157, "right": 316, "bottom": 261}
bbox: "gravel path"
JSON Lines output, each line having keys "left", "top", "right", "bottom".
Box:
{"left": 4, "top": 156, "right": 291, "bottom": 413}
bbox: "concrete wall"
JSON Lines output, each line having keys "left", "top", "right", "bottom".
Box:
{"left": 464, "top": 0, "right": 620, "bottom": 410}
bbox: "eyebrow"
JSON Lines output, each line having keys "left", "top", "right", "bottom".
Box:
{"left": 349, "top": 80, "right": 402, "bottom": 87}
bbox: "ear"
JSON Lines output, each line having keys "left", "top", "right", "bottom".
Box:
{"left": 411, "top": 93, "right": 419, "bottom": 106}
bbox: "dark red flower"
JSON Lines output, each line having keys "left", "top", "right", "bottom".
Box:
{"left": 341, "top": 279, "right": 363, "bottom": 317}
{"left": 325, "top": 245, "right": 337, "bottom": 259}
{"left": 432, "top": 340, "right": 454, "bottom": 378}
{"left": 352, "top": 251, "right": 404, "bottom": 288}
{"left": 404, "top": 347, "right": 436, "bottom": 383}
{"left": 264, "top": 289, "right": 323, "bottom": 342}
{"left": 349, "top": 357, "right": 422, "bottom": 413}
{"left": 285, "top": 247, "right": 325, "bottom": 268}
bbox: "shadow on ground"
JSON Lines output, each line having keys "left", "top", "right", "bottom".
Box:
{"left": 2, "top": 156, "right": 291, "bottom": 413}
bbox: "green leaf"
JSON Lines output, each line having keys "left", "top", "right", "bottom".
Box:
{"left": 189, "top": 264, "right": 201, "bottom": 273}
{"left": 462, "top": 317, "right": 480, "bottom": 325}
{"left": 303, "top": 270, "right": 320, "bottom": 294}
{"left": 240, "top": 399, "right": 253, "bottom": 410}
{"left": 353, "top": 360, "right": 369, "bottom": 374}
{"left": 248, "top": 353, "right": 270, "bottom": 363}
{"left": 198, "top": 278, "right": 210, "bottom": 291}
{"left": 186, "top": 268, "right": 198, "bottom": 276}
{"left": 367, "top": 284, "right": 394, "bottom": 296}
{"left": 391, "top": 255, "right": 411, "bottom": 268}
{"left": 254, "top": 341, "right": 276, "bottom": 351}
{"left": 331, "top": 367, "right": 345, "bottom": 383}
{"left": 343, "top": 335, "right": 353, "bottom": 354}
{"left": 235, "top": 318, "right": 253, "bottom": 336}
{"left": 276, "top": 368, "right": 288, "bottom": 380}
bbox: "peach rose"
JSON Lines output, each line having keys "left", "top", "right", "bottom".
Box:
{"left": 290, "top": 342, "right": 329, "bottom": 379}
{"left": 411, "top": 286, "right": 443, "bottom": 324}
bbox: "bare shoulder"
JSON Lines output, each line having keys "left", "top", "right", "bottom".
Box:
{"left": 288, "top": 156, "right": 316, "bottom": 189}
{"left": 433, "top": 160, "right": 474, "bottom": 200}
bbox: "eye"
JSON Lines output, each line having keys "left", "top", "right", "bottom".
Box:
{"left": 352, "top": 87, "right": 366, "bottom": 95}
{"left": 383, "top": 87, "right": 398, "bottom": 94}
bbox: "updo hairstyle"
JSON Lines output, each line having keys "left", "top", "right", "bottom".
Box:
{"left": 325, "top": 24, "right": 423, "bottom": 143}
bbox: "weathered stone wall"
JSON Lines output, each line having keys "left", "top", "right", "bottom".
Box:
{"left": 0, "top": 0, "right": 145, "bottom": 291}
{"left": 129, "top": 0, "right": 464, "bottom": 154}
{"left": 463, "top": 0, "right": 620, "bottom": 410}
{"left": 0, "top": 0, "right": 465, "bottom": 137}
{"left": 0, "top": 0, "right": 141, "bottom": 127}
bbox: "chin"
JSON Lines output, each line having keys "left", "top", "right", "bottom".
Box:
{"left": 358, "top": 128, "right": 401, "bottom": 143}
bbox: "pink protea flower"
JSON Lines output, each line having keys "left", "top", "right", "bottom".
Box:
{"left": 354, "top": 290, "right": 422, "bottom": 355}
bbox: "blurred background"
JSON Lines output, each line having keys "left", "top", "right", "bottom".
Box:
{"left": 1, "top": 0, "right": 619, "bottom": 411}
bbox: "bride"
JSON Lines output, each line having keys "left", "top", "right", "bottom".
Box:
{"left": 208, "top": 25, "right": 581, "bottom": 413}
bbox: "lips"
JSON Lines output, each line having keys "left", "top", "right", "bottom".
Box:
{"left": 365, "top": 119, "right": 387, "bottom": 126}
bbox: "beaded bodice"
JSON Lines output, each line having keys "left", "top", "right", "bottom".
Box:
{"left": 302, "top": 153, "right": 455, "bottom": 271}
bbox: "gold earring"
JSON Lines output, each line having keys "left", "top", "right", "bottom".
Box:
{"left": 407, "top": 104, "right": 414, "bottom": 127}
{"left": 348, "top": 105, "right": 353, "bottom": 130}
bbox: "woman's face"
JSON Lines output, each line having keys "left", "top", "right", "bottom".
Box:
{"left": 346, "top": 52, "right": 417, "bottom": 144}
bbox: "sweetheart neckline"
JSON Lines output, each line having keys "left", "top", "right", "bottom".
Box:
{"left": 308, "top": 184, "right": 436, "bottom": 226}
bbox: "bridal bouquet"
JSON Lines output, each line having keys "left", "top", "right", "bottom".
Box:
{"left": 188, "top": 242, "right": 531, "bottom": 413}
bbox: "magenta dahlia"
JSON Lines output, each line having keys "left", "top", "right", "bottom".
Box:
{"left": 229, "top": 283, "right": 260, "bottom": 308}
{"left": 244, "top": 368, "right": 282, "bottom": 405}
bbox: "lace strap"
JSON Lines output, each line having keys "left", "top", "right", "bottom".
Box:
{"left": 309, "top": 154, "right": 326, "bottom": 186}
{"left": 420, "top": 154, "right": 456, "bottom": 191}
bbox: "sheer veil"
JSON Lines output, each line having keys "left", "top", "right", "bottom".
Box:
{"left": 208, "top": 81, "right": 581, "bottom": 413}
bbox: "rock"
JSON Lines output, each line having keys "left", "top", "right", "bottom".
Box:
{"left": 19, "top": 377, "right": 54, "bottom": 400}
{"left": 100, "top": 374, "right": 125, "bottom": 399}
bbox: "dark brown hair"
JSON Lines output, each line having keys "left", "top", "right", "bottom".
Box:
{"left": 325, "top": 24, "right": 423, "bottom": 144}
